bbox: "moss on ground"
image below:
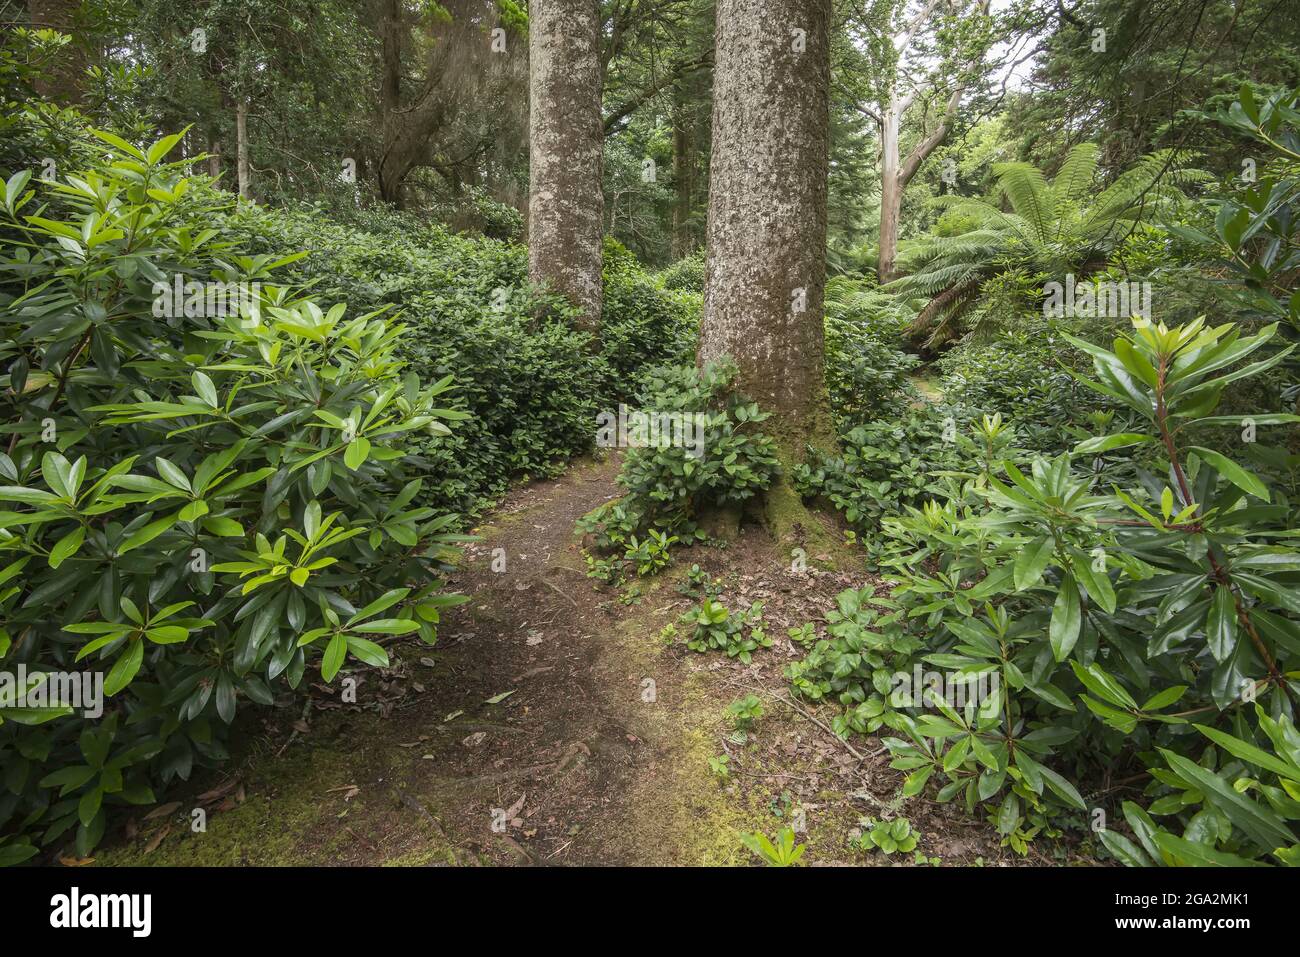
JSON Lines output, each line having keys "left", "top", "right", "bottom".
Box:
{"left": 599, "top": 605, "right": 794, "bottom": 866}
{"left": 95, "top": 719, "right": 474, "bottom": 868}
{"left": 381, "top": 846, "right": 457, "bottom": 867}
{"left": 94, "top": 746, "right": 357, "bottom": 867}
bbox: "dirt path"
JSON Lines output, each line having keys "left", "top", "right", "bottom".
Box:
{"left": 97, "top": 456, "right": 1019, "bottom": 867}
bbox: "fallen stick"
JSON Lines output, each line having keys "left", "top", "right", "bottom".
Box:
{"left": 771, "top": 691, "right": 867, "bottom": 761}
{"left": 543, "top": 579, "right": 580, "bottom": 607}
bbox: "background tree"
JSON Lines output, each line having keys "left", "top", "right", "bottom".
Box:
{"left": 1017, "top": 0, "right": 1300, "bottom": 172}
{"left": 839, "top": 0, "right": 1029, "bottom": 281}
{"left": 26, "top": 0, "right": 86, "bottom": 104}
{"left": 597, "top": 0, "right": 714, "bottom": 263}
{"left": 372, "top": 0, "right": 527, "bottom": 209}
{"left": 528, "top": 0, "right": 605, "bottom": 329}
{"left": 89, "top": 0, "right": 376, "bottom": 202}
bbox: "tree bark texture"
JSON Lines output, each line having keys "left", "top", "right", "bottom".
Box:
{"left": 699, "top": 0, "right": 832, "bottom": 449}
{"left": 527, "top": 0, "right": 605, "bottom": 331}
{"left": 28, "top": 0, "right": 87, "bottom": 105}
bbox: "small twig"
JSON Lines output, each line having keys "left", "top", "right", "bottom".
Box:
{"left": 345, "top": 827, "right": 378, "bottom": 851}
{"left": 490, "top": 831, "right": 538, "bottom": 865}
{"left": 771, "top": 692, "right": 866, "bottom": 762}
{"left": 275, "top": 698, "right": 313, "bottom": 756}
{"left": 728, "top": 768, "right": 817, "bottom": 782}
{"left": 542, "top": 579, "right": 580, "bottom": 607}
{"left": 390, "top": 784, "right": 467, "bottom": 866}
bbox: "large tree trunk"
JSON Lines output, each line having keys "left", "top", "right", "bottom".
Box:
{"left": 699, "top": 0, "right": 832, "bottom": 445}
{"left": 28, "top": 0, "right": 87, "bottom": 105}
{"left": 699, "top": 0, "right": 833, "bottom": 539}
{"left": 527, "top": 0, "right": 605, "bottom": 332}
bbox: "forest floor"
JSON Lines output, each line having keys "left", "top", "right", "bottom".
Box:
{"left": 95, "top": 455, "right": 1049, "bottom": 867}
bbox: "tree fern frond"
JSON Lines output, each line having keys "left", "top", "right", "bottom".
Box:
{"left": 991, "top": 161, "right": 1052, "bottom": 244}
{"left": 884, "top": 145, "right": 1207, "bottom": 346}
{"left": 1050, "top": 143, "right": 1101, "bottom": 213}
{"left": 887, "top": 261, "right": 987, "bottom": 298}
{"left": 903, "top": 229, "right": 1006, "bottom": 256}
{"left": 905, "top": 277, "right": 982, "bottom": 348}
{"left": 1085, "top": 150, "right": 1203, "bottom": 226}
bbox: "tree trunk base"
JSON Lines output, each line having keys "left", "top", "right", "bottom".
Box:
{"left": 697, "top": 503, "right": 742, "bottom": 541}
{"left": 755, "top": 472, "right": 834, "bottom": 556}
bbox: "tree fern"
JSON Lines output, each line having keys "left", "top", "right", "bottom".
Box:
{"left": 1050, "top": 144, "right": 1101, "bottom": 222}
{"left": 992, "top": 161, "right": 1053, "bottom": 245}
{"left": 885, "top": 147, "right": 1206, "bottom": 347}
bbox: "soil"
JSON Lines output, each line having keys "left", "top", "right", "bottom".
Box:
{"left": 94, "top": 455, "right": 1049, "bottom": 867}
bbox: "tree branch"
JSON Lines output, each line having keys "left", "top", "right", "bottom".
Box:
{"left": 602, "top": 50, "right": 712, "bottom": 135}
{"left": 898, "top": 83, "right": 962, "bottom": 187}
{"left": 897, "top": 0, "right": 946, "bottom": 56}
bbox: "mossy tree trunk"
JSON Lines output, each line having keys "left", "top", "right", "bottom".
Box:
{"left": 698, "top": 0, "right": 834, "bottom": 540}
{"left": 528, "top": 0, "right": 605, "bottom": 333}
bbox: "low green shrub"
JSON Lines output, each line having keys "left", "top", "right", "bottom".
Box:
{"left": 681, "top": 598, "right": 770, "bottom": 663}
{"left": 793, "top": 408, "right": 965, "bottom": 555}
{"left": 785, "top": 585, "right": 921, "bottom": 736}
{"left": 823, "top": 277, "right": 920, "bottom": 429}
{"left": 0, "top": 134, "right": 464, "bottom": 863}
{"left": 224, "top": 202, "right": 699, "bottom": 519}
{"left": 863, "top": 317, "right": 1300, "bottom": 864}
{"left": 853, "top": 816, "right": 919, "bottom": 855}
{"left": 601, "top": 239, "right": 699, "bottom": 385}
{"left": 726, "top": 693, "right": 764, "bottom": 731}
{"left": 708, "top": 753, "right": 730, "bottom": 780}
{"left": 657, "top": 249, "right": 705, "bottom": 293}
{"left": 937, "top": 325, "right": 1114, "bottom": 456}
{"left": 623, "top": 527, "right": 678, "bottom": 577}
{"left": 0, "top": 30, "right": 100, "bottom": 179}
{"left": 577, "top": 362, "right": 779, "bottom": 566}
{"left": 617, "top": 363, "right": 779, "bottom": 515}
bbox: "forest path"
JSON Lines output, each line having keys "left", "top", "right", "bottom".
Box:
{"left": 97, "top": 456, "right": 1012, "bottom": 867}
{"left": 907, "top": 370, "right": 946, "bottom": 405}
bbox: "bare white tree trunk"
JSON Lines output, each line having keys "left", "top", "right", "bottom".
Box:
{"left": 528, "top": 0, "right": 604, "bottom": 332}
{"left": 876, "top": 84, "right": 963, "bottom": 282}
{"left": 699, "top": 0, "right": 833, "bottom": 452}
{"left": 236, "top": 100, "right": 251, "bottom": 200}
{"left": 878, "top": 98, "right": 903, "bottom": 282}
{"left": 872, "top": 0, "right": 988, "bottom": 282}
